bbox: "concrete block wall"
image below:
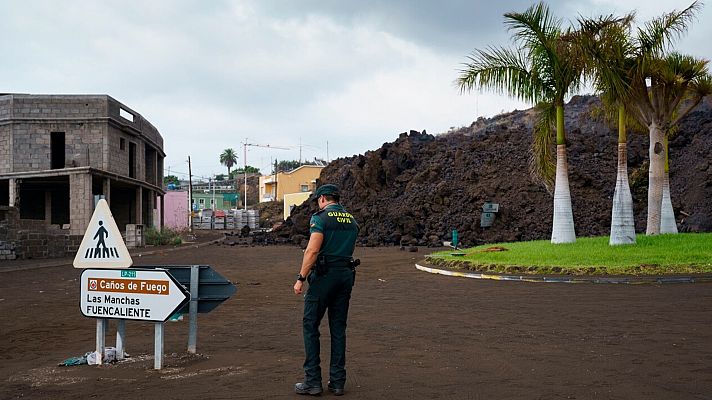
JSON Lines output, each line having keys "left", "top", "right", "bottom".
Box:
{"left": 69, "top": 173, "right": 93, "bottom": 235}
{"left": 0, "top": 240, "right": 16, "bottom": 260}
{"left": 9, "top": 122, "right": 107, "bottom": 172}
{"left": 107, "top": 97, "right": 163, "bottom": 150}
{"left": 6, "top": 95, "right": 108, "bottom": 120}
{"left": 0, "top": 206, "right": 82, "bottom": 259}
{"left": 0, "top": 125, "right": 10, "bottom": 173}
{"left": 0, "top": 95, "right": 163, "bottom": 182}
{"left": 0, "top": 96, "right": 11, "bottom": 118}
{"left": 107, "top": 126, "right": 144, "bottom": 178}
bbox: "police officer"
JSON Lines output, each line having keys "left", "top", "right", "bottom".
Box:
{"left": 294, "top": 184, "right": 359, "bottom": 396}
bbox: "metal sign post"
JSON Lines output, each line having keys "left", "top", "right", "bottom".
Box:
{"left": 79, "top": 260, "right": 234, "bottom": 370}
{"left": 80, "top": 268, "right": 189, "bottom": 369}
{"left": 95, "top": 319, "right": 107, "bottom": 365}
{"left": 154, "top": 322, "right": 164, "bottom": 369}
{"left": 187, "top": 265, "right": 199, "bottom": 354}
{"left": 116, "top": 320, "right": 126, "bottom": 360}
{"left": 137, "top": 265, "right": 237, "bottom": 354}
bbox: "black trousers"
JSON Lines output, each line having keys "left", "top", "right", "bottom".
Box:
{"left": 302, "top": 266, "right": 355, "bottom": 388}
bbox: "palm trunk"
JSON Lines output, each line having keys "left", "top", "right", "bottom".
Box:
{"left": 551, "top": 106, "right": 575, "bottom": 243}
{"left": 552, "top": 145, "right": 576, "bottom": 243}
{"left": 610, "top": 107, "right": 635, "bottom": 245}
{"left": 609, "top": 148, "right": 636, "bottom": 244}
{"left": 660, "top": 139, "right": 677, "bottom": 233}
{"left": 646, "top": 122, "right": 665, "bottom": 235}
{"left": 660, "top": 172, "right": 677, "bottom": 233}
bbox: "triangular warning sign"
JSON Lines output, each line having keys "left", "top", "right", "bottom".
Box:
{"left": 73, "top": 199, "right": 133, "bottom": 269}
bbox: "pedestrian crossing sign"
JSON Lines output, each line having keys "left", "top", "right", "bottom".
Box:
{"left": 73, "top": 199, "right": 133, "bottom": 269}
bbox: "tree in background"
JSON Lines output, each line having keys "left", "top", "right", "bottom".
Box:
{"left": 219, "top": 148, "right": 238, "bottom": 177}
{"left": 273, "top": 160, "right": 317, "bottom": 173}
{"left": 599, "top": 2, "right": 710, "bottom": 235}
{"left": 578, "top": 13, "right": 638, "bottom": 245}
{"left": 458, "top": 2, "right": 585, "bottom": 244}
{"left": 274, "top": 160, "right": 301, "bottom": 173}
{"left": 230, "top": 166, "right": 261, "bottom": 178}
{"left": 163, "top": 175, "right": 179, "bottom": 186}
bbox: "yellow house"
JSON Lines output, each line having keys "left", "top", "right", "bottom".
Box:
{"left": 283, "top": 192, "right": 313, "bottom": 220}
{"left": 259, "top": 165, "right": 324, "bottom": 203}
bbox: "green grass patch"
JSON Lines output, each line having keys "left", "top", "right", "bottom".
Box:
{"left": 144, "top": 227, "right": 183, "bottom": 246}
{"left": 427, "top": 233, "right": 712, "bottom": 276}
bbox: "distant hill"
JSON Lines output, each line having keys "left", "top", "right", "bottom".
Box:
{"left": 276, "top": 95, "right": 712, "bottom": 247}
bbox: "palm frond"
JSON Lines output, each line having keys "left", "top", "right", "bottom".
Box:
{"left": 576, "top": 13, "right": 636, "bottom": 104}
{"left": 505, "top": 2, "right": 561, "bottom": 52}
{"left": 529, "top": 102, "right": 557, "bottom": 191}
{"left": 690, "top": 73, "right": 712, "bottom": 97}
{"left": 457, "top": 46, "right": 546, "bottom": 104}
{"left": 636, "top": 1, "right": 702, "bottom": 57}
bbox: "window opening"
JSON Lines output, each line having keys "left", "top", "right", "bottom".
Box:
{"left": 51, "top": 132, "right": 65, "bottom": 169}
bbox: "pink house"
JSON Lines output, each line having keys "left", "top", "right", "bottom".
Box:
{"left": 155, "top": 190, "right": 189, "bottom": 231}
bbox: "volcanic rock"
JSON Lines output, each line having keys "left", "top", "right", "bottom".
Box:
{"left": 276, "top": 95, "right": 712, "bottom": 246}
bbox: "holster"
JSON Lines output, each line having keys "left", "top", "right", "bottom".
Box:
{"left": 314, "top": 256, "right": 360, "bottom": 276}
{"left": 315, "top": 255, "right": 328, "bottom": 276}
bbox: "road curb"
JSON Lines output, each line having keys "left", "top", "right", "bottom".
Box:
{"left": 415, "top": 263, "right": 712, "bottom": 284}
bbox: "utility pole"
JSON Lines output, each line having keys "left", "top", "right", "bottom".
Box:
{"left": 210, "top": 176, "right": 215, "bottom": 210}
{"left": 243, "top": 139, "right": 248, "bottom": 211}
{"left": 187, "top": 156, "right": 193, "bottom": 232}
{"left": 273, "top": 158, "right": 278, "bottom": 201}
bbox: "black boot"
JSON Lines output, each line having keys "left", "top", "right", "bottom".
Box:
{"left": 328, "top": 382, "right": 344, "bottom": 396}
{"left": 295, "top": 382, "right": 323, "bottom": 396}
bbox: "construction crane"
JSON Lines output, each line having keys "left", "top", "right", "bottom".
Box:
{"left": 242, "top": 140, "right": 290, "bottom": 211}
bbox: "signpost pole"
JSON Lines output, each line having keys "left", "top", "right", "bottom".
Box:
{"left": 154, "top": 322, "right": 164, "bottom": 370}
{"left": 116, "top": 320, "right": 126, "bottom": 360}
{"left": 96, "top": 318, "right": 106, "bottom": 365}
{"left": 187, "top": 265, "right": 199, "bottom": 354}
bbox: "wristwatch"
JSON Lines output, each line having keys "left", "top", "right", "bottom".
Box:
{"left": 296, "top": 273, "right": 306, "bottom": 282}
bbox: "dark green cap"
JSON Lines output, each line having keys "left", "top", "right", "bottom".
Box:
{"left": 311, "top": 184, "right": 340, "bottom": 201}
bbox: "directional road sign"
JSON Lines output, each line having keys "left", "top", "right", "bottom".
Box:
{"left": 138, "top": 265, "right": 237, "bottom": 314}
{"left": 80, "top": 269, "right": 189, "bottom": 322}
{"left": 74, "top": 199, "right": 133, "bottom": 269}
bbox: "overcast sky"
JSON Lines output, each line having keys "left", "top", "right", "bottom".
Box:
{"left": 2, "top": 0, "right": 710, "bottom": 180}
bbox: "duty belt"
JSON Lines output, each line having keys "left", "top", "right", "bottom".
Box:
{"left": 315, "top": 256, "right": 360, "bottom": 275}
{"left": 324, "top": 259, "right": 360, "bottom": 268}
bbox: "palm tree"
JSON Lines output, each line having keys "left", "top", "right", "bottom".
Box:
{"left": 577, "top": 14, "right": 638, "bottom": 244}
{"left": 458, "top": 2, "right": 584, "bottom": 243}
{"left": 613, "top": 2, "right": 708, "bottom": 235}
{"left": 657, "top": 59, "right": 712, "bottom": 233}
{"left": 219, "top": 148, "right": 238, "bottom": 177}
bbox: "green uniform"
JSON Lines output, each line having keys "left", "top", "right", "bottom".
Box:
{"left": 309, "top": 204, "right": 359, "bottom": 261}
{"left": 302, "top": 203, "right": 359, "bottom": 390}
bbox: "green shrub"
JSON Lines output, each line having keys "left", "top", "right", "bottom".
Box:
{"left": 144, "top": 227, "right": 183, "bottom": 246}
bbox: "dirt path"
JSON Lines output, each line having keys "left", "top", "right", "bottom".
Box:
{"left": 1, "top": 245, "right": 711, "bottom": 399}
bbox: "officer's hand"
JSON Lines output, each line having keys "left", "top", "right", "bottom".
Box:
{"left": 294, "top": 280, "right": 304, "bottom": 295}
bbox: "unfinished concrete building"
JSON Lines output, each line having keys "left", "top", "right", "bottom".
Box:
{"left": 0, "top": 94, "right": 165, "bottom": 259}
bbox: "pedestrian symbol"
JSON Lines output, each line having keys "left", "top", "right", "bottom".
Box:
{"left": 73, "top": 199, "right": 133, "bottom": 269}
{"left": 84, "top": 220, "right": 120, "bottom": 258}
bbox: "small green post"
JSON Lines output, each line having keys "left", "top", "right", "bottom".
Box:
{"left": 452, "top": 230, "right": 458, "bottom": 249}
